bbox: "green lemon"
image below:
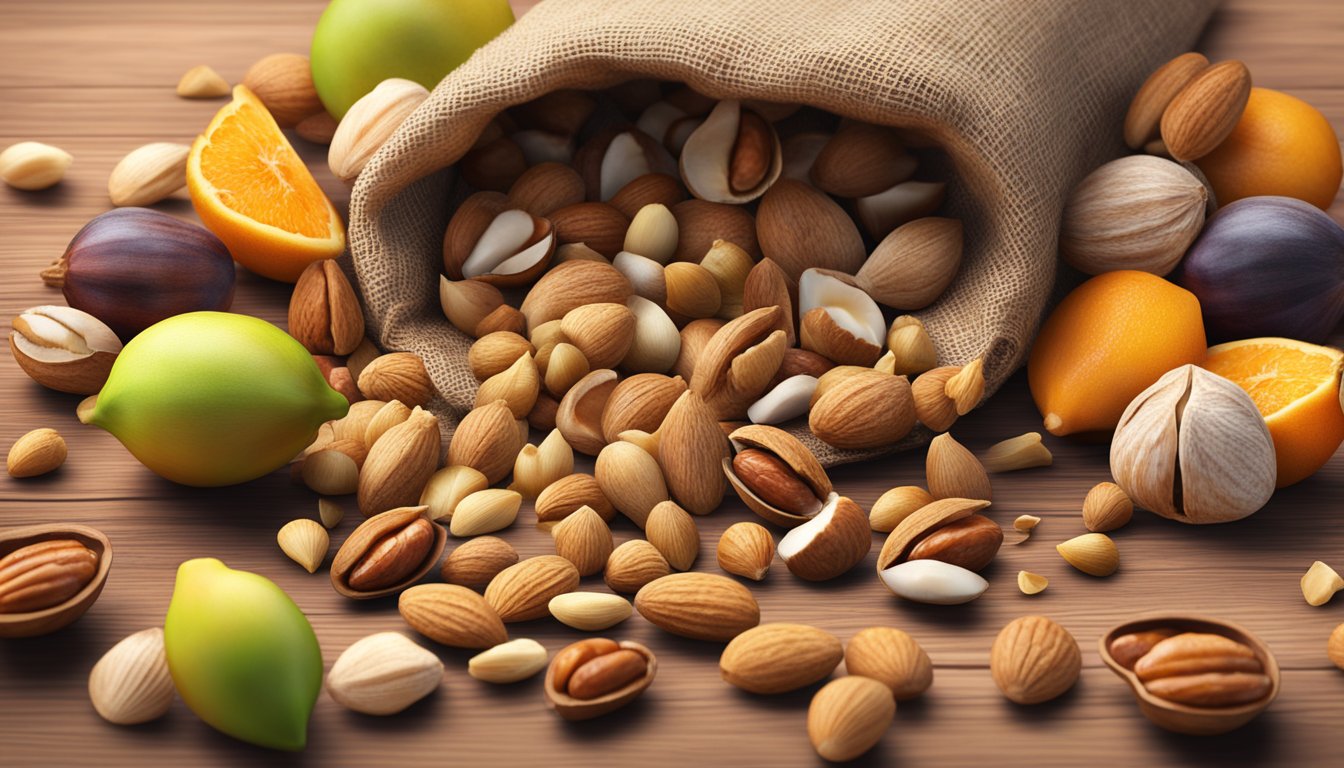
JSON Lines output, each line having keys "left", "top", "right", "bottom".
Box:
{"left": 80, "top": 311, "right": 348, "bottom": 486}
{"left": 164, "top": 558, "right": 323, "bottom": 751}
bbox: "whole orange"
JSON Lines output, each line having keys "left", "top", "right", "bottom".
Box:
{"left": 1196, "top": 87, "right": 1342, "bottom": 210}
{"left": 1028, "top": 271, "right": 1206, "bottom": 436}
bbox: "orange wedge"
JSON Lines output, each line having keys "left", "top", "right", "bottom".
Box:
{"left": 188, "top": 86, "right": 344, "bottom": 282}
{"left": 1204, "top": 337, "right": 1344, "bottom": 487}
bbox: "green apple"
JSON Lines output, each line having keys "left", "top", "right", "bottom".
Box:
{"left": 311, "top": 0, "right": 515, "bottom": 119}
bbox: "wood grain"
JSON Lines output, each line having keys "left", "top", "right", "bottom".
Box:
{"left": 2, "top": 1, "right": 1343, "bottom": 766}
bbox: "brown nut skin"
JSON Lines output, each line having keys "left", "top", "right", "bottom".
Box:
{"left": 347, "top": 518, "right": 434, "bottom": 592}
{"left": 331, "top": 506, "right": 446, "bottom": 599}
{"left": 1109, "top": 630, "right": 1175, "bottom": 670}
{"left": 906, "top": 514, "right": 1003, "bottom": 572}
{"left": 550, "top": 637, "right": 620, "bottom": 693}
{"left": 566, "top": 649, "right": 648, "bottom": 700}
{"left": 545, "top": 639, "right": 657, "bottom": 721}
{"left": 0, "top": 539, "right": 98, "bottom": 614}
{"left": 731, "top": 449, "right": 821, "bottom": 517}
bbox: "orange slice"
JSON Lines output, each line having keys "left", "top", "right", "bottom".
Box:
{"left": 1204, "top": 337, "right": 1344, "bottom": 487}
{"left": 188, "top": 86, "right": 344, "bottom": 282}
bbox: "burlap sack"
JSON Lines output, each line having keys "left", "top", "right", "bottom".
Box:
{"left": 348, "top": 0, "right": 1218, "bottom": 466}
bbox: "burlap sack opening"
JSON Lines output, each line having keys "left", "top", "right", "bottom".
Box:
{"left": 348, "top": 0, "right": 1218, "bottom": 466}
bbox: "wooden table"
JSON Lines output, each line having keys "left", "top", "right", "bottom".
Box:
{"left": 2, "top": 1, "right": 1342, "bottom": 765}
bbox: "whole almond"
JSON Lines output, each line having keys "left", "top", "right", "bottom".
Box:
{"left": 595, "top": 441, "right": 669, "bottom": 528}
{"left": 548, "top": 592, "right": 633, "bottom": 632}
{"left": 600, "top": 374, "right": 687, "bottom": 444}
{"left": 276, "top": 518, "right": 330, "bottom": 574}
{"left": 398, "top": 584, "right": 508, "bottom": 649}
{"left": 440, "top": 536, "right": 518, "bottom": 588}
{"left": 107, "top": 143, "right": 190, "bottom": 207}
{"left": 448, "top": 400, "right": 526, "bottom": 485}
{"left": 720, "top": 623, "right": 842, "bottom": 694}
{"left": 551, "top": 506, "right": 614, "bottom": 576}
{"left": 657, "top": 391, "right": 730, "bottom": 515}
{"left": 845, "top": 627, "right": 933, "bottom": 700}
{"left": 560, "top": 303, "right": 636, "bottom": 370}
{"left": 810, "top": 122, "right": 913, "bottom": 198}
{"left": 634, "top": 572, "right": 760, "bottom": 642}
{"left": 326, "top": 631, "right": 443, "bottom": 715}
{"left": 7, "top": 428, "right": 67, "bottom": 478}
{"left": 1056, "top": 533, "right": 1120, "bottom": 577}
{"left": 535, "top": 473, "right": 614, "bottom": 523}
{"left": 807, "top": 676, "right": 895, "bottom": 762}
{"left": 1124, "top": 52, "right": 1211, "bottom": 149}
{"left": 756, "top": 180, "right": 865, "bottom": 280}
{"left": 289, "top": 260, "right": 365, "bottom": 356}
{"left": 548, "top": 202, "right": 629, "bottom": 257}
{"left": 990, "top": 616, "right": 1081, "bottom": 704}
{"left": 716, "top": 522, "right": 775, "bottom": 581}
{"left": 448, "top": 489, "right": 521, "bottom": 537}
{"left": 88, "top": 627, "right": 174, "bottom": 725}
{"left": 0, "top": 142, "right": 72, "bottom": 190}
{"left": 1082, "top": 481, "right": 1133, "bottom": 532}
{"left": 742, "top": 258, "right": 797, "bottom": 346}
{"left": 926, "top": 433, "right": 992, "bottom": 501}
{"left": 519, "top": 260, "right": 633, "bottom": 328}
{"left": 645, "top": 500, "right": 700, "bottom": 571}
{"left": 809, "top": 371, "right": 915, "bottom": 450}
{"left": 604, "top": 540, "right": 671, "bottom": 594}
{"left": 358, "top": 352, "right": 434, "bottom": 407}
{"left": 241, "top": 52, "right": 321, "bottom": 127}
{"left": 1160, "top": 59, "right": 1252, "bottom": 162}
{"left": 328, "top": 78, "right": 428, "bottom": 182}
{"left": 507, "top": 162, "right": 586, "bottom": 217}
{"left": 485, "top": 555, "right": 581, "bottom": 622}
{"left": 869, "top": 486, "right": 934, "bottom": 533}
{"left": 469, "top": 331, "right": 534, "bottom": 380}
{"left": 357, "top": 407, "right": 440, "bottom": 517}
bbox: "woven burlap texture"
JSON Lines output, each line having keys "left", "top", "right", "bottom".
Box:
{"left": 348, "top": 0, "right": 1218, "bottom": 467}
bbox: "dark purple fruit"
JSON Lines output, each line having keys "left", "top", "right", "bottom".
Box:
{"left": 42, "top": 207, "right": 236, "bottom": 339}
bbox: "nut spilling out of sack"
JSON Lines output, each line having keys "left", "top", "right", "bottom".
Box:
{"left": 436, "top": 81, "right": 978, "bottom": 472}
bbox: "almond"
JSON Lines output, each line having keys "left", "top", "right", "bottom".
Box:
{"left": 810, "top": 122, "right": 914, "bottom": 198}
{"left": 610, "top": 173, "right": 687, "bottom": 220}
{"left": 469, "top": 331, "right": 534, "bottom": 381}
{"left": 358, "top": 352, "right": 434, "bottom": 407}
{"left": 716, "top": 522, "right": 775, "bottom": 581}
{"left": 645, "top": 501, "right": 700, "bottom": 571}
{"left": 756, "top": 179, "right": 865, "bottom": 281}
{"left": 449, "top": 489, "right": 521, "bottom": 537}
{"left": 331, "top": 506, "right": 445, "bottom": 598}
{"left": 741, "top": 258, "right": 796, "bottom": 345}
{"left": 601, "top": 374, "right": 687, "bottom": 444}
{"left": 1056, "top": 533, "right": 1120, "bottom": 577}
{"left": 604, "top": 540, "right": 671, "bottom": 594}
{"left": 634, "top": 572, "right": 760, "bottom": 642}
{"left": 809, "top": 370, "right": 915, "bottom": 450}
{"left": 623, "top": 203, "right": 679, "bottom": 263}
{"left": 548, "top": 592, "right": 633, "bottom": 631}
{"left": 6, "top": 428, "right": 67, "bottom": 478}
{"left": 720, "top": 623, "right": 842, "bottom": 694}
{"left": 906, "top": 514, "right": 1003, "bottom": 572}
{"left": 688, "top": 306, "right": 788, "bottom": 421}
{"left": 1124, "top": 52, "right": 1211, "bottom": 149}
{"left": 672, "top": 317, "right": 725, "bottom": 381}
{"left": 886, "top": 316, "right": 937, "bottom": 376}
{"left": 672, "top": 198, "right": 759, "bottom": 262}
{"left": 551, "top": 506, "right": 614, "bottom": 576}
{"left": 519, "top": 259, "right": 632, "bottom": 328}
{"left": 326, "top": 631, "right": 443, "bottom": 715}
{"left": 507, "top": 162, "right": 586, "bottom": 218}
{"left": 990, "top": 616, "right": 1081, "bottom": 704}
{"left": 357, "top": 407, "right": 441, "bottom": 517}
{"left": 176, "top": 64, "right": 230, "bottom": 99}
{"left": 776, "top": 495, "right": 870, "bottom": 581}
{"left": 535, "top": 473, "right": 613, "bottom": 524}
{"left": 419, "top": 465, "right": 489, "bottom": 521}
{"left": 0, "top": 142, "right": 72, "bottom": 190}
{"left": 399, "top": 584, "right": 508, "bottom": 649}
{"left": 289, "top": 260, "right": 365, "bottom": 356}
{"left": 448, "top": 400, "right": 526, "bottom": 485}
{"left": 241, "top": 52, "right": 321, "bottom": 127}
{"left": 807, "top": 676, "right": 895, "bottom": 762}
{"left": 855, "top": 217, "right": 963, "bottom": 310}
{"left": 469, "top": 638, "right": 550, "bottom": 684}
{"left": 1082, "top": 481, "right": 1133, "bottom": 532}
{"left": 484, "top": 555, "right": 581, "bottom": 622}
{"left": 701, "top": 240, "right": 755, "bottom": 320}
{"left": 107, "top": 143, "right": 190, "bottom": 207}
{"left": 440, "top": 536, "right": 518, "bottom": 588}
{"left": 876, "top": 497, "right": 992, "bottom": 572}
{"left": 573, "top": 128, "right": 675, "bottom": 202}
{"left": 594, "top": 441, "right": 669, "bottom": 528}
{"left": 87, "top": 627, "right": 174, "bottom": 725}
{"left": 510, "top": 429, "right": 574, "bottom": 498}
{"left": 679, "top": 100, "right": 782, "bottom": 204}
{"left": 560, "top": 303, "right": 636, "bottom": 370}
{"left": 657, "top": 391, "right": 730, "bottom": 515}
{"left": 0, "top": 538, "right": 97, "bottom": 613}
{"left": 926, "top": 433, "right": 992, "bottom": 501}
{"left": 844, "top": 627, "right": 933, "bottom": 700}
{"left": 328, "top": 78, "right": 428, "bottom": 182}
{"left": 869, "top": 486, "right": 934, "bottom": 533}
{"left": 1160, "top": 59, "right": 1252, "bottom": 162}
{"left": 475, "top": 354, "right": 540, "bottom": 419}
{"left": 983, "top": 431, "right": 1052, "bottom": 473}
{"left": 549, "top": 202, "right": 630, "bottom": 257}
{"left": 276, "top": 518, "right": 329, "bottom": 573}
{"left": 365, "top": 400, "right": 412, "bottom": 449}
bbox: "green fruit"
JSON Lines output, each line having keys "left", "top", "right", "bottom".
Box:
{"left": 80, "top": 311, "right": 348, "bottom": 486}
{"left": 310, "top": 0, "right": 514, "bottom": 118}
{"left": 164, "top": 558, "right": 323, "bottom": 751}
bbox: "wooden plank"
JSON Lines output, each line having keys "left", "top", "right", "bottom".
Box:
{"left": 1, "top": 0, "right": 1342, "bottom": 765}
